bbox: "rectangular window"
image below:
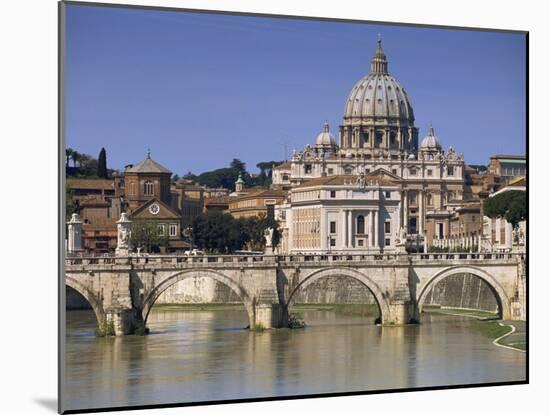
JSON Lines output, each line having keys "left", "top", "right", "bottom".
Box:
{"left": 330, "top": 238, "right": 336, "bottom": 247}
{"left": 392, "top": 169, "right": 397, "bottom": 175}
{"left": 329, "top": 221, "right": 336, "bottom": 234}
{"left": 169, "top": 224, "right": 177, "bottom": 236}
{"left": 358, "top": 239, "right": 364, "bottom": 246}
{"left": 385, "top": 238, "right": 391, "bottom": 246}
{"left": 158, "top": 224, "right": 165, "bottom": 236}
{"left": 409, "top": 168, "right": 416, "bottom": 176}
{"left": 328, "top": 168, "right": 334, "bottom": 175}
{"left": 385, "top": 221, "right": 391, "bottom": 234}
{"left": 427, "top": 169, "right": 433, "bottom": 176}
{"left": 330, "top": 190, "right": 336, "bottom": 198}
{"left": 385, "top": 191, "right": 391, "bottom": 198}
{"left": 304, "top": 164, "right": 312, "bottom": 174}
{"left": 447, "top": 166, "right": 454, "bottom": 176}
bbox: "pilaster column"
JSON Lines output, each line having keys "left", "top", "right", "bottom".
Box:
{"left": 505, "top": 222, "right": 513, "bottom": 250}
{"left": 348, "top": 210, "right": 353, "bottom": 248}
{"left": 342, "top": 209, "right": 348, "bottom": 248}
{"left": 367, "top": 211, "right": 372, "bottom": 248}
{"left": 418, "top": 190, "right": 424, "bottom": 235}
{"left": 320, "top": 210, "right": 327, "bottom": 251}
{"left": 374, "top": 210, "right": 379, "bottom": 250}
{"left": 495, "top": 218, "right": 501, "bottom": 245}
{"left": 402, "top": 190, "right": 408, "bottom": 232}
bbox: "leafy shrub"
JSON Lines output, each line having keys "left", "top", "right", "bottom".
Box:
{"left": 288, "top": 313, "right": 306, "bottom": 329}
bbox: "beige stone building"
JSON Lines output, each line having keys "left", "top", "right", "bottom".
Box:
{"left": 276, "top": 170, "right": 403, "bottom": 254}
{"left": 228, "top": 188, "right": 286, "bottom": 219}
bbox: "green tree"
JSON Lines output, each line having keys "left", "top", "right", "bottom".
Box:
{"left": 484, "top": 190, "right": 526, "bottom": 230}
{"left": 65, "top": 148, "right": 74, "bottom": 168}
{"left": 230, "top": 158, "right": 246, "bottom": 174}
{"left": 72, "top": 150, "right": 82, "bottom": 168}
{"left": 129, "top": 220, "right": 169, "bottom": 253}
{"left": 97, "top": 147, "right": 108, "bottom": 178}
{"left": 192, "top": 211, "right": 245, "bottom": 253}
{"left": 65, "top": 186, "right": 78, "bottom": 220}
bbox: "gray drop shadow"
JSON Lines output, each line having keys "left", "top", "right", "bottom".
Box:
{"left": 34, "top": 398, "right": 57, "bottom": 413}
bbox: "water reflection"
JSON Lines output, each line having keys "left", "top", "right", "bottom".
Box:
{"left": 64, "top": 308, "right": 525, "bottom": 412}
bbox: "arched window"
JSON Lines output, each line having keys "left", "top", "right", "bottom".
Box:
{"left": 144, "top": 180, "right": 154, "bottom": 196}
{"left": 357, "top": 215, "right": 365, "bottom": 234}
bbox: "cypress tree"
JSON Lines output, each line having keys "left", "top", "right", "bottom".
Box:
{"left": 98, "top": 147, "right": 107, "bottom": 178}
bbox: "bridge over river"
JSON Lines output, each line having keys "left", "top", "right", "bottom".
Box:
{"left": 64, "top": 252, "right": 526, "bottom": 335}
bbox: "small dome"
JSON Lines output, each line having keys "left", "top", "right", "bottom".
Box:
{"left": 315, "top": 121, "right": 336, "bottom": 147}
{"left": 420, "top": 125, "right": 442, "bottom": 151}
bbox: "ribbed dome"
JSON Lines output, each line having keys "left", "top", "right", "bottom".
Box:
{"left": 343, "top": 40, "right": 414, "bottom": 124}
{"left": 420, "top": 125, "right": 442, "bottom": 150}
{"left": 315, "top": 121, "right": 336, "bottom": 147}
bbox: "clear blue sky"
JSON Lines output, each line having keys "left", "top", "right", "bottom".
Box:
{"left": 65, "top": 4, "right": 526, "bottom": 175}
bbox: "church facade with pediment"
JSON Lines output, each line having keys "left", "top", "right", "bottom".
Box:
{"left": 272, "top": 40, "right": 466, "bottom": 252}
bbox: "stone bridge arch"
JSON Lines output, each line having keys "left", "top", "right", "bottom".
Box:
{"left": 141, "top": 269, "right": 255, "bottom": 327}
{"left": 65, "top": 276, "right": 106, "bottom": 325}
{"left": 287, "top": 267, "right": 392, "bottom": 324}
{"left": 417, "top": 266, "right": 511, "bottom": 320}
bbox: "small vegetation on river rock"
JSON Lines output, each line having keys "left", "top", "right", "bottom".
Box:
{"left": 95, "top": 320, "right": 115, "bottom": 337}
{"left": 288, "top": 313, "right": 306, "bottom": 329}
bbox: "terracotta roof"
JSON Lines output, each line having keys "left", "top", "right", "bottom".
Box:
{"left": 125, "top": 157, "right": 171, "bottom": 174}
{"left": 83, "top": 217, "right": 117, "bottom": 230}
{"left": 204, "top": 196, "right": 230, "bottom": 206}
{"left": 67, "top": 179, "right": 114, "bottom": 191}
{"left": 232, "top": 188, "right": 287, "bottom": 201}
{"left": 80, "top": 196, "right": 110, "bottom": 207}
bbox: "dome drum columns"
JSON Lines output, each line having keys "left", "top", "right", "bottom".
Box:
{"left": 338, "top": 125, "right": 417, "bottom": 154}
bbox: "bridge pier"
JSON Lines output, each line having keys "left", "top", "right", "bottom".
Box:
{"left": 383, "top": 301, "right": 414, "bottom": 325}
{"left": 105, "top": 307, "right": 142, "bottom": 336}
{"left": 254, "top": 303, "right": 287, "bottom": 329}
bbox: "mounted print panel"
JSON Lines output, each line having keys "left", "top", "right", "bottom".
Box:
{"left": 59, "top": 1, "right": 527, "bottom": 413}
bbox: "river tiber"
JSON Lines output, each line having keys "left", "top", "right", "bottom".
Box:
{"left": 63, "top": 38, "right": 526, "bottom": 411}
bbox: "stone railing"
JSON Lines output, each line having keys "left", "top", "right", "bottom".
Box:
{"left": 65, "top": 252, "right": 524, "bottom": 267}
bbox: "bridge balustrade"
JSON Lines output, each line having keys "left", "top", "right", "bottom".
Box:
{"left": 64, "top": 251, "right": 524, "bottom": 268}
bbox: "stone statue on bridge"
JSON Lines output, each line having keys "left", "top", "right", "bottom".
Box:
{"left": 264, "top": 227, "right": 274, "bottom": 254}
{"left": 67, "top": 213, "right": 83, "bottom": 254}
{"left": 116, "top": 212, "right": 132, "bottom": 256}
{"left": 395, "top": 226, "right": 407, "bottom": 253}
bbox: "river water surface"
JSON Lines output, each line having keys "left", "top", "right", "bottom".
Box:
{"left": 64, "top": 307, "right": 526, "bottom": 411}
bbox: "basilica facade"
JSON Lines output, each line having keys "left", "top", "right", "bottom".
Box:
{"left": 273, "top": 40, "right": 466, "bottom": 253}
